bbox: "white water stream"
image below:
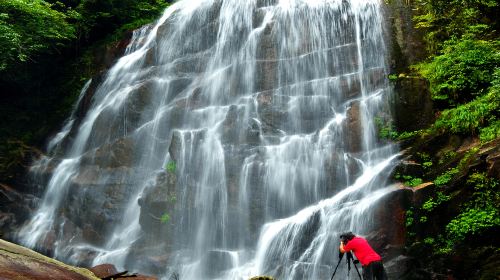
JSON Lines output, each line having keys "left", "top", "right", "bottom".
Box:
{"left": 19, "top": 0, "right": 398, "bottom": 279}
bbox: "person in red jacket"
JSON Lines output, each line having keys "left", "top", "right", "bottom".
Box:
{"left": 339, "top": 232, "right": 388, "bottom": 280}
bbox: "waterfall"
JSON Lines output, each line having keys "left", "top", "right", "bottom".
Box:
{"left": 18, "top": 0, "right": 398, "bottom": 279}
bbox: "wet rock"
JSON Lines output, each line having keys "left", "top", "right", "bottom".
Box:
{"left": 339, "top": 75, "right": 362, "bottom": 100}
{"left": 344, "top": 101, "right": 363, "bottom": 153}
{"left": 256, "top": 0, "right": 278, "bottom": 8}
{"left": 0, "top": 183, "right": 36, "bottom": 240}
{"left": 384, "top": 255, "right": 413, "bottom": 279}
{"left": 125, "top": 237, "right": 169, "bottom": 276}
{"left": 393, "top": 77, "right": 434, "bottom": 132}
{"left": 138, "top": 171, "right": 177, "bottom": 237}
{"left": 410, "top": 182, "right": 435, "bottom": 206}
{"left": 394, "top": 159, "right": 424, "bottom": 179}
{"left": 253, "top": 8, "right": 267, "bottom": 29}
{"left": 168, "top": 131, "right": 183, "bottom": 163}
{"left": 383, "top": 0, "right": 427, "bottom": 72}
{"left": 481, "top": 138, "right": 500, "bottom": 179}
{"left": 144, "top": 47, "right": 157, "bottom": 66}
{"left": 255, "top": 60, "right": 278, "bottom": 92}
{"left": 201, "top": 250, "right": 235, "bottom": 278}
{"left": 371, "top": 187, "right": 412, "bottom": 257}
{"left": 0, "top": 239, "right": 99, "bottom": 280}
{"left": 257, "top": 90, "right": 289, "bottom": 133}
{"left": 80, "top": 137, "right": 135, "bottom": 169}
{"left": 220, "top": 105, "right": 242, "bottom": 144}
{"left": 88, "top": 263, "right": 118, "bottom": 278}
{"left": 90, "top": 263, "right": 158, "bottom": 280}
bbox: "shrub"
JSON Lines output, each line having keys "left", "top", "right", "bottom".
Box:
{"left": 415, "top": 38, "right": 500, "bottom": 105}
{"left": 0, "top": 0, "right": 76, "bottom": 71}
{"left": 446, "top": 207, "right": 500, "bottom": 242}
{"left": 434, "top": 168, "right": 459, "bottom": 186}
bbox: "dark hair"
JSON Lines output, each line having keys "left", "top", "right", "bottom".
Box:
{"left": 340, "top": 232, "right": 356, "bottom": 242}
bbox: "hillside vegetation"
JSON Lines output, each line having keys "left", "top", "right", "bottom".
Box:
{"left": 0, "top": 0, "right": 169, "bottom": 183}
{"left": 389, "top": 0, "right": 500, "bottom": 278}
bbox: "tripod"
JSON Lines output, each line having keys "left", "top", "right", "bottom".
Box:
{"left": 330, "top": 251, "right": 363, "bottom": 280}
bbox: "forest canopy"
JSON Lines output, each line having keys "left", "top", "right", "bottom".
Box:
{"left": 0, "top": 0, "right": 169, "bottom": 72}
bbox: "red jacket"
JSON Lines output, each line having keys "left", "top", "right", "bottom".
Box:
{"left": 343, "top": 236, "right": 382, "bottom": 266}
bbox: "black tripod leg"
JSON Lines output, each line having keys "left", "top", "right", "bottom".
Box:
{"left": 330, "top": 253, "right": 345, "bottom": 280}
{"left": 352, "top": 262, "right": 363, "bottom": 280}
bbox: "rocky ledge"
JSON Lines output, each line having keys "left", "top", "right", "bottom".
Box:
{"left": 0, "top": 239, "right": 99, "bottom": 280}
{"left": 0, "top": 239, "right": 158, "bottom": 280}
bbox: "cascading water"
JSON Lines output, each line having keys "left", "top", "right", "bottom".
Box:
{"left": 18, "top": 0, "right": 399, "bottom": 279}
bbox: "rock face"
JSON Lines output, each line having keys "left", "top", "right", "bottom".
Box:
{"left": 0, "top": 239, "right": 99, "bottom": 280}
{"left": 397, "top": 137, "right": 500, "bottom": 279}
{"left": 5, "top": 0, "right": 443, "bottom": 279}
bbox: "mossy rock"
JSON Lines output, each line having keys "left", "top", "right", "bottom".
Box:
{"left": 249, "top": 276, "right": 275, "bottom": 280}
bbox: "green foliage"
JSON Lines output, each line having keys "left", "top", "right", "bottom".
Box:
{"left": 413, "top": 0, "right": 499, "bottom": 53}
{"left": 434, "top": 167, "right": 459, "bottom": 186}
{"left": 415, "top": 39, "right": 500, "bottom": 105}
{"left": 466, "top": 172, "right": 499, "bottom": 209}
{"left": 446, "top": 207, "right": 500, "bottom": 242}
{"left": 374, "top": 117, "right": 398, "bottom": 140}
{"left": 423, "top": 237, "right": 435, "bottom": 245}
{"left": 433, "top": 87, "right": 499, "bottom": 135}
{"left": 0, "top": 0, "right": 170, "bottom": 181}
{"left": 438, "top": 150, "right": 457, "bottom": 165}
{"left": 0, "top": 0, "right": 76, "bottom": 71}
{"left": 422, "top": 192, "right": 450, "bottom": 212}
{"left": 0, "top": 0, "right": 169, "bottom": 71}
{"left": 479, "top": 120, "right": 500, "bottom": 142}
{"left": 165, "top": 161, "right": 176, "bottom": 173}
{"left": 75, "top": 0, "right": 169, "bottom": 41}
{"left": 160, "top": 213, "right": 171, "bottom": 224}
{"left": 406, "top": 177, "right": 423, "bottom": 187}
{"left": 445, "top": 173, "right": 499, "bottom": 243}
{"left": 405, "top": 209, "right": 414, "bottom": 227}
{"left": 388, "top": 74, "right": 398, "bottom": 81}
{"left": 394, "top": 174, "right": 423, "bottom": 187}
{"left": 396, "top": 130, "right": 422, "bottom": 141}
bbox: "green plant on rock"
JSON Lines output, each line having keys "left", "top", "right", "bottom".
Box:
{"left": 160, "top": 213, "right": 171, "bottom": 224}
{"left": 446, "top": 207, "right": 500, "bottom": 242}
{"left": 445, "top": 173, "right": 499, "bottom": 244}
{"left": 434, "top": 167, "right": 459, "bottom": 186}
{"left": 423, "top": 237, "right": 435, "bottom": 245}
{"left": 405, "top": 209, "right": 414, "bottom": 227}
{"left": 433, "top": 89, "right": 500, "bottom": 136}
{"left": 388, "top": 74, "right": 398, "bottom": 81}
{"left": 414, "top": 38, "right": 499, "bottom": 106}
{"left": 374, "top": 117, "right": 398, "bottom": 140}
{"left": 422, "top": 192, "right": 450, "bottom": 212}
{"left": 466, "top": 172, "right": 499, "bottom": 209}
{"left": 165, "top": 161, "right": 176, "bottom": 173}
{"left": 400, "top": 175, "right": 423, "bottom": 187}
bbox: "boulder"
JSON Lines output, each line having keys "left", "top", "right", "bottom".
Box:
{"left": 89, "top": 263, "right": 158, "bottom": 280}
{"left": 0, "top": 239, "right": 99, "bottom": 280}
{"left": 201, "top": 250, "right": 236, "bottom": 278}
